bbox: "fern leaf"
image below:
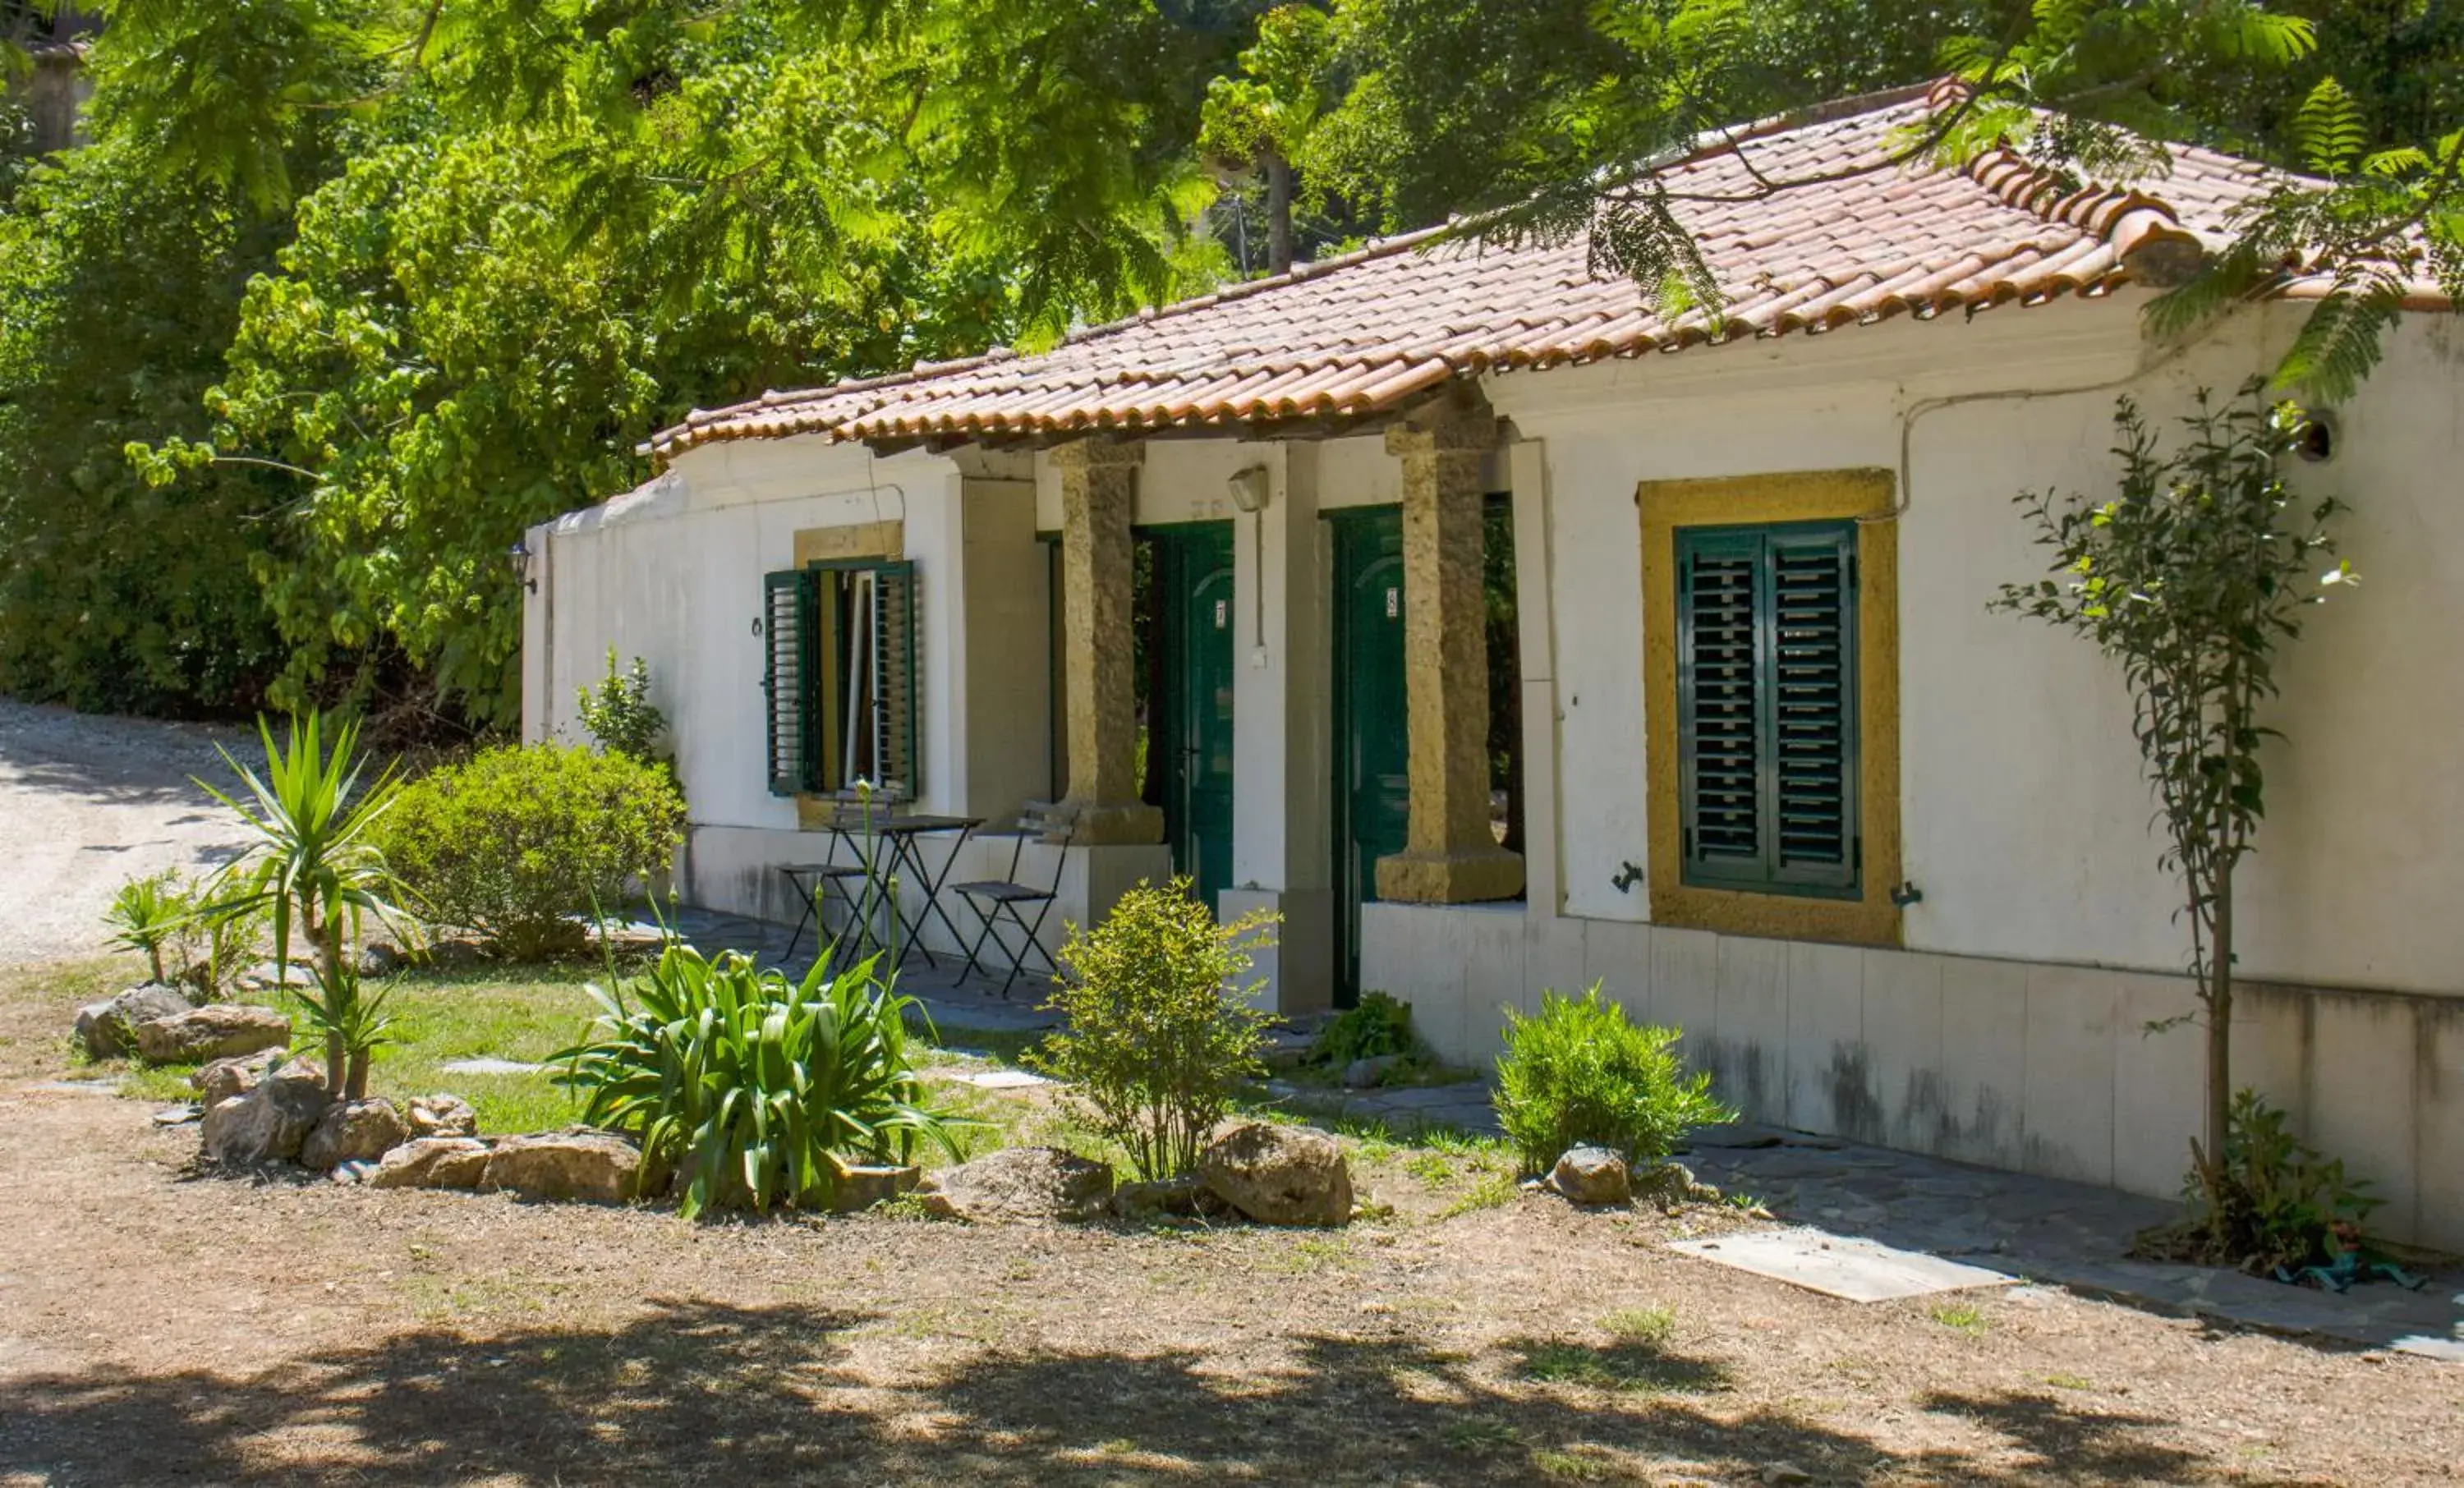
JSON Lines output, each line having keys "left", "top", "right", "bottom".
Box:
{"left": 2273, "top": 273, "right": 2404, "bottom": 403}
{"left": 2292, "top": 78, "right": 2365, "bottom": 177}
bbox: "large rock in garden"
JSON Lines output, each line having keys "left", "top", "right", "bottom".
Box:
{"left": 1551, "top": 1146, "right": 1633, "bottom": 1206}
{"left": 201, "top": 1063, "right": 333, "bottom": 1166}
{"left": 916, "top": 1147, "right": 1114, "bottom": 1224}
{"left": 192, "top": 1049, "right": 296, "bottom": 1106}
{"left": 370, "top": 1137, "right": 494, "bottom": 1191}
{"left": 74, "top": 985, "right": 193, "bottom": 1059}
{"left": 405, "top": 1094, "right": 479, "bottom": 1140}
{"left": 1198, "top": 1122, "right": 1354, "bottom": 1227}
{"left": 480, "top": 1130, "right": 641, "bottom": 1203}
{"left": 300, "top": 1098, "right": 408, "bottom": 1171}
{"left": 133, "top": 1004, "right": 290, "bottom": 1066}
{"left": 1113, "top": 1174, "right": 1231, "bottom": 1221}
{"left": 830, "top": 1163, "right": 922, "bottom": 1214}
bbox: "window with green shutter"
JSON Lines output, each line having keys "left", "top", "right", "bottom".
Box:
{"left": 761, "top": 559, "right": 921, "bottom": 801}
{"left": 1675, "top": 520, "right": 1859, "bottom": 898}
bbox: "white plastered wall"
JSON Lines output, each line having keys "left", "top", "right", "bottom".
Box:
{"left": 1362, "top": 297, "right": 2464, "bottom": 1247}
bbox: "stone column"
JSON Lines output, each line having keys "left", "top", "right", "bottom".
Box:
{"left": 1376, "top": 390, "right": 1525, "bottom": 903}
{"left": 1050, "top": 437, "right": 1164, "bottom": 845}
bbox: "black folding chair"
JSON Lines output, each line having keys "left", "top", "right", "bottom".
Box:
{"left": 952, "top": 801, "right": 1074, "bottom": 999}
{"left": 777, "top": 848, "right": 867, "bottom": 966}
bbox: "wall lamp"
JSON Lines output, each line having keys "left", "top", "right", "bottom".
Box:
{"left": 1227, "top": 464, "right": 1271, "bottom": 513}
{"left": 507, "top": 538, "right": 537, "bottom": 594}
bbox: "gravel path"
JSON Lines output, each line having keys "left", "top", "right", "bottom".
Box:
{"left": 0, "top": 699, "right": 255, "bottom": 966}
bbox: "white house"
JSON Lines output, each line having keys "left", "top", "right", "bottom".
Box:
{"left": 526, "top": 81, "right": 2464, "bottom": 1247}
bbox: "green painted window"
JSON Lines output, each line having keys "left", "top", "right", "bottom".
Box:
{"left": 761, "top": 559, "right": 921, "bottom": 800}
{"left": 1675, "top": 521, "right": 1859, "bottom": 897}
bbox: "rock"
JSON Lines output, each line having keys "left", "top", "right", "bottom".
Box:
{"left": 1113, "top": 1174, "right": 1232, "bottom": 1220}
{"left": 300, "top": 1098, "right": 408, "bottom": 1171}
{"left": 1198, "top": 1122, "right": 1354, "bottom": 1227}
{"left": 133, "top": 1004, "right": 290, "bottom": 1066}
{"left": 201, "top": 1063, "right": 333, "bottom": 1165}
{"left": 74, "top": 984, "right": 194, "bottom": 1059}
{"left": 425, "top": 939, "right": 486, "bottom": 969}
{"left": 1551, "top": 1146, "right": 1634, "bottom": 1206}
{"left": 480, "top": 1129, "right": 641, "bottom": 1204}
{"left": 1633, "top": 1160, "right": 1697, "bottom": 1208}
{"left": 1341, "top": 1054, "right": 1404, "bottom": 1090}
{"left": 152, "top": 1105, "right": 202, "bottom": 1127}
{"left": 915, "top": 1147, "right": 1114, "bottom": 1224}
{"left": 369, "top": 1137, "right": 493, "bottom": 1191}
{"left": 359, "top": 941, "right": 404, "bottom": 976}
{"left": 1760, "top": 1464, "right": 1816, "bottom": 1486}
{"left": 192, "top": 1048, "right": 290, "bottom": 1105}
{"left": 330, "top": 1160, "right": 380, "bottom": 1185}
{"left": 404, "top": 1093, "right": 479, "bottom": 1140}
{"left": 830, "top": 1163, "right": 922, "bottom": 1213}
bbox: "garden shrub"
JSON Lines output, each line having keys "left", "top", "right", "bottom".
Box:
{"left": 1493, "top": 984, "right": 1732, "bottom": 1175}
{"left": 1037, "top": 878, "right": 1277, "bottom": 1182}
{"left": 375, "top": 743, "right": 684, "bottom": 960}
{"left": 103, "top": 870, "right": 186, "bottom": 984}
{"left": 1314, "top": 990, "right": 1416, "bottom": 1066}
{"left": 577, "top": 648, "right": 669, "bottom": 765}
{"left": 2149, "top": 1089, "right": 2381, "bottom": 1274}
{"left": 554, "top": 942, "right": 968, "bottom": 1218}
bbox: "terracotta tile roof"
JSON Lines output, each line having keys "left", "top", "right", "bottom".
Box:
{"left": 646, "top": 81, "right": 2309, "bottom": 464}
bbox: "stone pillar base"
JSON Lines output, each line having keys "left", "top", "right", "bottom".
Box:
{"left": 1376, "top": 846, "right": 1525, "bottom": 905}
{"left": 1053, "top": 798, "right": 1165, "bottom": 847}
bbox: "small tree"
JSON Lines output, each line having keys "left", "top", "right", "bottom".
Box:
{"left": 1037, "top": 879, "right": 1277, "bottom": 1182}
{"left": 1993, "top": 383, "right": 2354, "bottom": 1237}
{"left": 577, "top": 649, "right": 668, "bottom": 764}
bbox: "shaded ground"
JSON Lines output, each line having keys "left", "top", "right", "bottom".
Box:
{"left": 0, "top": 700, "right": 251, "bottom": 966}
{"left": 2, "top": 963, "right": 2459, "bottom": 1486}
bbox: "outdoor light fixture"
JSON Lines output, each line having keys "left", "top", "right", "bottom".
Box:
{"left": 1227, "top": 464, "right": 1271, "bottom": 513}
{"left": 507, "top": 538, "right": 536, "bottom": 593}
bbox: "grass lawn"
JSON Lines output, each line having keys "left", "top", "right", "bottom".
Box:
{"left": 4, "top": 953, "right": 2460, "bottom": 1486}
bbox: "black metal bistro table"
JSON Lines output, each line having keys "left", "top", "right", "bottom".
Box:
{"left": 811, "top": 809, "right": 981, "bottom": 972}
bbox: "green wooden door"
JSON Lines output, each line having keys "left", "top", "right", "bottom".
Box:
{"left": 1156, "top": 522, "right": 1238, "bottom": 913}
{"left": 1331, "top": 507, "right": 1409, "bottom": 1007}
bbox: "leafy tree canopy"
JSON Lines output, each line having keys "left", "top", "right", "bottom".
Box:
{"left": 0, "top": 0, "right": 2455, "bottom": 724}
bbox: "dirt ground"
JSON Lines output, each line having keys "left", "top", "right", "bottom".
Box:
{"left": 0, "top": 700, "right": 251, "bottom": 966}
{"left": 1, "top": 967, "right": 2459, "bottom": 1487}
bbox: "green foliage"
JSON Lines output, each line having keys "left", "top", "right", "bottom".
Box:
{"left": 2179, "top": 1089, "right": 2381, "bottom": 1273}
{"left": 1037, "top": 878, "right": 1276, "bottom": 1183}
{"left": 1312, "top": 990, "right": 1416, "bottom": 1065}
{"left": 554, "top": 942, "right": 968, "bottom": 1219}
{"left": 103, "top": 870, "right": 186, "bottom": 985}
{"left": 375, "top": 743, "right": 685, "bottom": 962}
{"left": 576, "top": 650, "right": 668, "bottom": 765}
{"left": 1993, "top": 387, "right": 2351, "bottom": 1210}
{"left": 0, "top": 137, "right": 287, "bottom": 715}
{"left": 1492, "top": 985, "right": 1732, "bottom": 1175}
{"left": 203, "top": 710, "right": 410, "bottom": 1097}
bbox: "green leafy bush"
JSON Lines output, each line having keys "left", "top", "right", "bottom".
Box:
{"left": 375, "top": 743, "right": 685, "bottom": 961}
{"left": 1314, "top": 990, "right": 1416, "bottom": 1066}
{"left": 577, "top": 649, "right": 669, "bottom": 764}
{"left": 1493, "top": 985, "right": 1732, "bottom": 1175}
{"left": 554, "top": 943, "right": 967, "bottom": 1219}
{"left": 104, "top": 870, "right": 186, "bottom": 984}
{"left": 2177, "top": 1089, "right": 2381, "bottom": 1273}
{"left": 1037, "top": 879, "right": 1276, "bottom": 1182}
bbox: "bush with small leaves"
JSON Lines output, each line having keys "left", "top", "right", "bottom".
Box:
{"left": 1037, "top": 879, "right": 1277, "bottom": 1183}
{"left": 375, "top": 743, "right": 684, "bottom": 961}
{"left": 1493, "top": 984, "right": 1732, "bottom": 1175}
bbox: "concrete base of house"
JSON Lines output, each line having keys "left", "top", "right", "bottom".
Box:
{"left": 679, "top": 823, "right": 1170, "bottom": 964}
{"left": 1360, "top": 901, "right": 2464, "bottom": 1253}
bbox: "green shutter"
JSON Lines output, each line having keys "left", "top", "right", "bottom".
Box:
{"left": 871, "top": 560, "right": 920, "bottom": 800}
{"left": 1676, "top": 521, "right": 1859, "bottom": 897}
{"left": 762, "top": 567, "right": 820, "bottom": 796}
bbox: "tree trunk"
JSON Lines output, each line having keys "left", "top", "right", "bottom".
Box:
{"left": 1265, "top": 151, "right": 1294, "bottom": 278}
{"left": 346, "top": 1049, "right": 371, "bottom": 1100}
{"left": 2207, "top": 856, "right": 2235, "bottom": 1171}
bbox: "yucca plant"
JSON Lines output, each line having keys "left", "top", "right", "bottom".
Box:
{"left": 202, "top": 712, "right": 410, "bottom": 1098}
{"left": 103, "top": 870, "right": 187, "bottom": 984}
{"left": 554, "top": 942, "right": 969, "bottom": 1219}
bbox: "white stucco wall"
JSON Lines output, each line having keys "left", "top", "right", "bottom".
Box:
{"left": 1487, "top": 298, "right": 2464, "bottom": 996}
